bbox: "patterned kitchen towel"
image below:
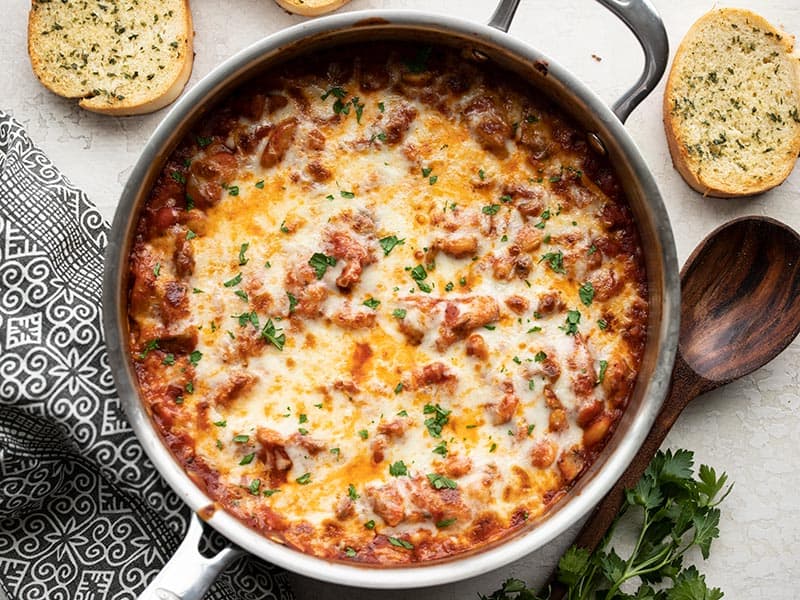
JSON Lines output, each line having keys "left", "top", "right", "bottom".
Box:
{"left": 0, "top": 110, "right": 293, "bottom": 600}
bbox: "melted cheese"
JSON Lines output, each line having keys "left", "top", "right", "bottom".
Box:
{"left": 128, "top": 43, "right": 648, "bottom": 564}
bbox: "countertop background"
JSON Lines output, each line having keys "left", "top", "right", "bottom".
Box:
{"left": 2, "top": 1, "right": 799, "bottom": 598}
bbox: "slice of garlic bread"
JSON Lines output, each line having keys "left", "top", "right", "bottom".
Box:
{"left": 28, "top": 0, "right": 194, "bottom": 116}
{"left": 663, "top": 8, "right": 800, "bottom": 197}
{"left": 273, "top": 0, "right": 351, "bottom": 17}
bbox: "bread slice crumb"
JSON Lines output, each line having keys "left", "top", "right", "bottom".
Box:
{"left": 28, "top": 0, "right": 194, "bottom": 116}
{"left": 663, "top": 8, "right": 800, "bottom": 197}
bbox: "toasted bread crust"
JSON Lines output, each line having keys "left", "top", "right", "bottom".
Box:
{"left": 28, "top": 0, "right": 194, "bottom": 116}
{"left": 663, "top": 8, "right": 800, "bottom": 197}
{"left": 273, "top": 0, "right": 351, "bottom": 17}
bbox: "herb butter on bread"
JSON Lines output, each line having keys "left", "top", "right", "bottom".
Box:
{"left": 663, "top": 8, "right": 800, "bottom": 198}
{"left": 27, "top": 0, "right": 194, "bottom": 116}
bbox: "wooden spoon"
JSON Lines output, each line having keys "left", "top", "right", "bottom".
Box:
{"left": 550, "top": 216, "right": 800, "bottom": 596}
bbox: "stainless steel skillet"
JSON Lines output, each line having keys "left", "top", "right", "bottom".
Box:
{"left": 102, "top": 0, "right": 678, "bottom": 596}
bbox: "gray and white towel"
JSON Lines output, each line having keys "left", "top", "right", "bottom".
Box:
{"left": 0, "top": 110, "right": 293, "bottom": 600}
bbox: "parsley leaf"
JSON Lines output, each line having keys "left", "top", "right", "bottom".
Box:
{"left": 389, "top": 461, "right": 408, "bottom": 477}
{"left": 539, "top": 250, "right": 565, "bottom": 274}
{"left": 309, "top": 252, "right": 337, "bottom": 279}
{"left": 579, "top": 281, "right": 595, "bottom": 306}
{"left": 260, "top": 318, "right": 286, "bottom": 351}
{"left": 379, "top": 235, "right": 406, "bottom": 256}
{"left": 426, "top": 473, "right": 457, "bottom": 490}
{"left": 423, "top": 403, "right": 451, "bottom": 438}
{"left": 481, "top": 449, "right": 731, "bottom": 600}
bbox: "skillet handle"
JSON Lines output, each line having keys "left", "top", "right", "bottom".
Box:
{"left": 595, "top": 0, "right": 669, "bottom": 123}
{"left": 489, "top": 0, "right": 668, "bottom": 123}
{"left": 139, "top": 514, "right": 244, "bottom": 600}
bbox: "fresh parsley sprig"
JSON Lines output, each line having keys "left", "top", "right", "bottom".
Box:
{"left": 481, "top": 449, "right": 731, "bottom": 600}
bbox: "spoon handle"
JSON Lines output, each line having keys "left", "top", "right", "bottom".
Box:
{"left": 548, "top": 351, "right": 711, "bottom": 598}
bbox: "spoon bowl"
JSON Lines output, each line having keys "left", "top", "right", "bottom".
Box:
{"left": 680, "top": 217, "right": 800, "bottom": 385}
{"left": 551, "top": 216, "right": 800, "bottom": 588}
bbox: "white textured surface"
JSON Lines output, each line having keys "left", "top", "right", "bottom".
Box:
{"left": 3, "top": 0, "right": 799, "bottom": 597}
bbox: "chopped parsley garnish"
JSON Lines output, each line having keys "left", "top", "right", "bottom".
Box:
{"left": 562, "top": 309, "right": 581, "bottom": 335}
{"left": 364, "top": 520, "right": 376, "bottom": 530}
{"left": 500, "top": 194, "right": 512, "bottom": 203}
{"left": 377, "top": 101, "right": 385, "bottom": 112}
{"left": 170, "top": 171, "right": 186, "bottom": 184}
{"left": 325, "top": 193, "right": 335, "bottom": 201}
{"left": 238, "top": 243, "right": 249, "bottom": 265}
{"left": 597, "top": 359, "right": 609, "bottom": 384}
{"left": 279, "top": 220, "right": 289, "bottom": 233}
{"left": 227, "top": 185, "right": 239, "bottom": 196}
{"left": 255, "top": 180, "right": 264, "bottom": 189}
{"left": 459, "top": 276, "right": 467, "bottom": 286}
{"left": 239, "top": 453, "right": 255, "bottom": 465}
{"left": 233, "top": 434, "right": 249, "bottom": 443}
{"left": 153, "top": 262, "right": 161, "bottom": 277}
{"left": 223, "top": 273, "right": 242, "bottom": 287}
{"left": 162, "top": 353, "right": 175, "bottom": 366}
{"left": 432, "top": 441, "right": 448, "bottom": 457}
{"left": 232, "top": 310, "right": 259, "bottom": 328}
{"left": 363, "top": 298, "right": 380, "bottom": 309}
{"left": 185, "top": 382, "right": 194, "bottom": 394}
{"left": 429, "top": 175, "right": 438, "bottom": 185}
{"left": 389, "top": 461, "right": 408, "bottom": 477}
{"left": 260, "top": 318, "right": 286, "bottom": 351}
{"left": 321, "top": 86, "right": 347, "bottom": 101}
{"left": 489, "top": 442, "right": 497, "bottom": 453}
{"left": 427, "top": 473, "right": 457, "bottom": 490}
{"left": 248, "top": 479, "right": 261, "bottom": 495}
{"left": 186, "top": 230, "right": 197, "bottom": 240}
{"left": 340, "top": 190, "right": 355, "bottom": 199}
{"left": 409, "top": 264, "right": 432, "bottom": 293}
{"left": 535, "top": 209, "right": 552, "bottom": 229}
{"left": 345, "top": 547, "right": 357, "bottom": 558}
{"left": 422, "top": 167, "right": 433, "bottom": 177}
{"left": 394, "top": 382, "right": 404, "bottom": 394}
{"left": 196, "top": 136, "right": 212, "bottom": 148}
{"left": 352, "top": 97, "right": 365, "bottom": 123}
{"left": 189, "top": 350, "right": 202, "bottom": 366}
{"left": 478, "top": 168, "right": 486, "bottom": 180}
{"left": 527, "top": 326, "right": 542, "bottom": 334}
{"left": 423, "top": 403, "right": 451, "bottom": 438}
{"left": 358, "top": 429, "right": 369, "bottom": 439}
{"left": 482, "top": 204, "right": 501, "bottom": 215}
{"left": 387, "top": 536, "right": 414, "bottom": 550}
{"left": 445, "top": 281, "right": 454, "bottom": 292}
{"left": 348, "top": 484, "right": 360, "bottom": 500}
{"left": 296, "top": 473, "right": 312, "bottom": 485}
{"left": 579, "top": 281, "right": 595, "bottom": 306}
{"left": 392, "top": 308, "right": 407, "bottom": 319}
{"left": 598, "top": 318, "right": 608, "bottom": 330}
{"left": 534, "top": 351, "right": 547, "bottom": 362}
{"left": 287, "top": 291, "right": 298, "bottom": 313}
{"left": 379, "top": 235, "right": 405, "bottom": 256}
{"left": 539, "top": 250, "right": 566, "bottom": 274}
{"left": 527, "top": 424, "right": 536, "bottom": 435}
{"left": 309, "top": 252, "right": 337, "bottom": 279}
{"left": 234, "top": 290, "right": 248, "bottom": 302}
{"left": 436, "top": 518, "right": 457, "bottom": 528}
{"left": 528, "top": 379, "right": 535, "bottom": 391}
{"left": 213, "top": 419, "right": 227, "bottom": 427}
{"left": 298, "top": 413, "right": 308, "bottom": 424}
{"left": 263, "top": 489, "right": 280, "bottom": 497}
